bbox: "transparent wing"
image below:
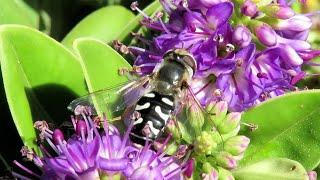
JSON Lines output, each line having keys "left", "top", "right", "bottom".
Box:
{"left": 68, "top": 76, "right": 152, "bottom": 118}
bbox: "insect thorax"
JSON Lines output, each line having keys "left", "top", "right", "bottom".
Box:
{"left": 154, "top": 60, "right": 191, "bottom": 94}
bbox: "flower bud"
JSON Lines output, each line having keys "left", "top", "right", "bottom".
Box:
{"left": 254, "top": 23, "right": 277, "bottom": 46}
{"left": 232, "top": 25, "right": 252, "bottom": 48}
{"left": 308, "top": 171, "right": 317, "bottom": 180}
{"left": 216, "top": 151, "right": 237, "bottom": 169}
{"left": 218, "top": 112, "right": 241, "bottom": 134}
{"left": 262, "top": 4, "right": 295, "bottom": 19}
{"left": 217, "top": 167, "right": 235, "bottom": 180}
{"left": 53, "top": 129, "right": 64, "bottom": 145}
{"left": 224, "top": 136, "right": 250, "bottom": 156}
{"left": 241, "top": 0, "right": 258, "bottom": 17}
{"left": 194, "top": 131, "right": 217, "bottom": 155}
{"left": 275, "top": 15, "right": 312, "bottom": 32}
{"left": 202, "top": 163, "right": 218, "bottom": 180}
{"left": 210, "top": 101, "right": 228, "bottom": 126}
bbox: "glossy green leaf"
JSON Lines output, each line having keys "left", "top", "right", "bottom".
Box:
{"left": 73, "top": 38, "right": 131, "bottom": 92}
{"left": 0, "top": 0, "right": 39, "bottom": 28}
{"left": 73, "top": 38, "right": 131, "bottom": 116}
{"left": 0, "top": 25, "right": 87, "bottom": 150}
{"left": 62, "top": 6, "right": 135, "bottom": 50}
{"left": 233, "top": 158, "right": 308, "bottom": 180}
{"left": 116, "top": 0, "right": 162, "bottom": 44}
{"left": 240, "top": 90, "right": 320, "bottom": 170}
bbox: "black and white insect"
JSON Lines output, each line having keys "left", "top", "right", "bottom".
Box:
{"left": 68, "top": 49, "right": 210, "bottom": 146}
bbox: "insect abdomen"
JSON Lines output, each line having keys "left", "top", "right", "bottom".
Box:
{"left": 130, "top": 91, "right": 175, "bottom": 145}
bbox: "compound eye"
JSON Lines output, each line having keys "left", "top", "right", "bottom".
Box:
{"left": 163, "top": 50, "right": 176, "bottom": 61}
{"left": 183, "top": 55, "right": 197, "bottom": 73}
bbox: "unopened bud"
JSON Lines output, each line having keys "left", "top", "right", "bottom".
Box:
{"left": 262, "top": 4, "right": 295, "bottom": 19}
{"left": 232, "top": 25, "right": 252, "bottom": 48}
{"left": 308, "top": 171, "right": 317, "bottom": 180}
{"left": 218, "top": 112, "right": 241, "bottom": 134}
{"left": 202, "top": 163, "right": 218, "bottom": 180}
{"left": 241, "top": 0, "right": 258, "bottom": 17}
{"left": 210, "top": 101, "right": 228, "bottom": 126}
{"left": 216, "top": 152, "right": 237, "bottom": 169}
{"left": 194, "top": 131, "right": 217, "bottom": 155}
{"left": 217, "top": 167, "right": 235, "bottom": 180}
{"left": 224, "top": 136, "right": 250, "bottom": 156}
{"left": 254, "top": 23, "right": 277, "bottom": 47}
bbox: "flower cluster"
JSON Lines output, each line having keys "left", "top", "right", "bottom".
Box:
{"left": 167, "top": 100, "right": 250, "bottom": 179}
{"left": 12, "top": 108, "right": 185, "bottom": 180}
{"left": 123, "top": 0, "right": 320, "bottom": 111}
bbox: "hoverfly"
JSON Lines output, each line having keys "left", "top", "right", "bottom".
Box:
{"left": 68, "top": 49, "right": 217, "bottom": 146}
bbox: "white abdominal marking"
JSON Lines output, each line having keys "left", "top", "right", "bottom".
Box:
{"left": 133, "top": 118, "right": 143, "bottom": 125}
{"left": 135, "top": 103, "right": 151, "bottom": 111}
{"left": 161, "top": 97, "right": 174, "bottom": 106}
{"left": 147, "top": 121, "right": 160, "bottom": 135}
{"left": 155, "top": 106, "right": 170, "bottom": 121}
{"left": 144, "top": 93, "right": 155, "bottom": 98}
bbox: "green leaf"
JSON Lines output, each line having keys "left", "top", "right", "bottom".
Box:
{"left": 73, "top": 38, "right": 131, "bottom": 92}
{"left": 116, "top": 0, "right": 162, "bottom": 44}
{"left": 62, "top": 6, "right": 135, "bottom": 50}
{"left": 73, "top": 38, "right": 131, "bottom": 116}
{"left": 0, "top": 25, "right": 87, "bottom": 150}
{"left": 0, "top": 0, "right": 39, "bottom": 28}
{"left": 240, "top": 90, "right": 320, "bottom": 170}
{"left": 233, "top": 158, "right": 308, "bottom": 180}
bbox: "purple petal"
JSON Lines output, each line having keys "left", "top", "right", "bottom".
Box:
{"left": 87, "top": 136, "right": 101, "bottom": 166}
{"left": 129, "top": 166, "right": 163, "bottom": 180}
{"left": 99, "top": 158, "right": 128, "bottom": 171}
{"left": 45, "top": 157, "right": 77, "bottom": 177}
{"left": 206, "top": 2, "right": 233, "bottom": 29}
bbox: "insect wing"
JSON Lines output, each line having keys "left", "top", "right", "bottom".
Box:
{"left": 68, "top": 76, "right": 152, "bottom": 117}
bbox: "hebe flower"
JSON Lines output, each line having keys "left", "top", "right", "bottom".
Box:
{"left": 12, "top": 107, "right": 184, "bottom": 179}
{"left": 120, "top": 0, "right": 320, "bottom": 111}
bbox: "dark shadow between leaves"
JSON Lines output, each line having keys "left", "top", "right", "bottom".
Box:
{"left": 25, "top": 84, "right": 79, "bottom": 126}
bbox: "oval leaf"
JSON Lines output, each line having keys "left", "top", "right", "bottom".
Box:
{"left": 233, "top": 158, "right": 308, "bottom": 180}
{"left": 240, "top": 90, "right": 320, "bottom": 170}
{"left": 62, "top": 6, "right": 135, "bottom": 50}
{"left": 73, "top": 38, "right": 131, "bottom": 92}
{"left": 0, "top": 0, "right": 38, "bottom": 28}
{"left": 73, "top": 38, "right": 131, "bottom": 118}
{"left": 0, "top": 25, "right": 87, "bottom": 149}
